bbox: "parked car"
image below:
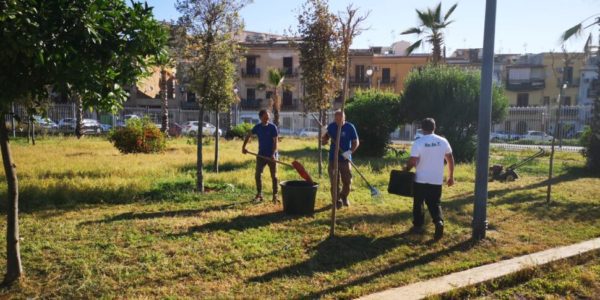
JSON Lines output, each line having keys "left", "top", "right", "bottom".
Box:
{"left": 58, "top": 118, "right": 77, "bottom": 130}
{"left": 81, "top": 119, "right": 102, "bottom": 135}
{"left": 32, "top": 115, "right": 59, "bottom": 133}
{"left": 522, "top": 131, "right": 553, "bottom": 142}
{"left": 116, "top": 114, "right": 141, "bottom": 127}
{"left": 489, "top": 131, "right": 521, "bottom": 141}
{"left": 182, "top": 121, "right": 222, "bottom": 137}
{"left": 99, "top": 123, "right": 112, "bottom": 133}
{"left": 414, "top": 129, "right": 424, "bottom": 140}
{"left": 299, "top": 128, "right": 319, "bottom": 138}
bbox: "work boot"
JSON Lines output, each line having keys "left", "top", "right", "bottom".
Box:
{"left": 342, "top": 198, "right": 350, "bottom": 207}
{"left": 272, "top": 194, "right": 280, "bottom": 203}
{"left": 434, "top": 222, "right": 444, "bottom": 240}
{"left": 253, "top": 194, "right": 263, "bottom": 203}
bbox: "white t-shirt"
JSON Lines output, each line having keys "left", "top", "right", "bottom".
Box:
{"left": 410, "top": 134, "right": 452, "bottom": 185}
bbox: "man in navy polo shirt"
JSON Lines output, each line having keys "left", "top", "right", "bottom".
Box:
{"left": 242, "top": 109, "right": 279, "bottom": 203}
{"left": 322, "top": 110, "right": 359, "bottom": 209}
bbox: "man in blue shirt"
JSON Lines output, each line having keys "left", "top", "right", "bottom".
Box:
{"left": 242, "top": 109, "right": 279, "bottom": 203}
{"left": 321, "top": 110, "right": 359, "bottom": 208}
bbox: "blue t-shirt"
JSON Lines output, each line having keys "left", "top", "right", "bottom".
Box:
{"left": 327, "top": 122, "right": 358, "bottom": 161}
{"left": 252, "top": 122, "right": 278, "bottom": 157}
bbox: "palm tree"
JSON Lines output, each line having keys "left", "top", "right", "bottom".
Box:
{"left": 561, "top": 15, "right": 600, "bottom": 173}
{"left": 266, "top": 68, "right": 285, "bottom": 127}
{"left": 401, "top": 2, "right": 457, "bottom": 65}
{"left": 152, "top": 48, "right": 175, "bottom": 135}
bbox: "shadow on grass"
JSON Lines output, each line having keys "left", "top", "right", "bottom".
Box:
{"left": 178, "top": 160, "right": 253, "bottom": 174}
{"left": 171, "top": 205, "right": 331, "bottom": 237}
{"left": 249, "top": 231, "right": 475, "bottom": 288}
{"left": 2, "top": 178, "right": 243, "bottom": 213}
{"left": 297, "top": 238, "right": 476, "bottom": 299}
{"left": 79, "top": 201, "right": 253, "bottom": 226}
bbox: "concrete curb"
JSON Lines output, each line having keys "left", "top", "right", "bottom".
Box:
{"left": 358, "top": 237, "right": 600, "bottom": 300}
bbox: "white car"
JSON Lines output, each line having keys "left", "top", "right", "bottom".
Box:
{"left": 522, "top": 131, "right": 553, "bottom": 142}
{"left": 82, "top": 119, "right": 102, "bottom": 134}
{"left": 299, "top": 128, "right": 319, "bottom": 138}
{"left": 414, "top": 129, "right": 424, "bottom": 140}
{"left": 182, "top": 121, "right": 222, "bottom": 137}
{"left": 58, "top": 118, "right": 77, "bottom": 130}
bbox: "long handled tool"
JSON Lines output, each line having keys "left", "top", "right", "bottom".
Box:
{"left": 347, "top": 159, "right": 381, "bottom": 197}
{"left": 245, "top": 151, "right": 314, "bottom": 184}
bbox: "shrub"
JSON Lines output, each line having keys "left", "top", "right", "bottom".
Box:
{"left": 346, "top": 89, "right": 402, "bottom": 157}
{"left": 400, "top": 65, "right": 508, "bottom": 162}
{"left": 226, "top": 122, "right": 253, "bottom": 139}
{"left": 109, "top": 117, "right": 166, "bottom": 154}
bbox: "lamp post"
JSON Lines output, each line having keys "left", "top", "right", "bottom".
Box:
{"left": 366, "top": 67, "right": 373, "bottom": 89}
{"left": 473, "top": 0, "right": 497, "bottom": 240}
{"left": 233, "top": 87, "right": 239, "bottom": 127}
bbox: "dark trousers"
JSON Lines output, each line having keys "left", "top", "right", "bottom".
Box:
{"left": 255, "top": 157, "right": 278, "bottom": 196}
{"left": 328, "top": 161, "right": 352, "bottom": 201}
{"left": 412, "top": 182, "right": 443, "bottom": 227}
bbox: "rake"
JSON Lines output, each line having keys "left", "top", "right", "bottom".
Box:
{"left": 245, "top": 151, "right": 314, "bottom": 184}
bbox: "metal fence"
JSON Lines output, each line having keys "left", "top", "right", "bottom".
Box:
{"left": 6, "top": 103, "right": 594, "bottom": 145}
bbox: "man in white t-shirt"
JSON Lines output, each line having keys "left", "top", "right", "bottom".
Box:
{"left": 405, "top": 118, "right": 455, "bottom": 240}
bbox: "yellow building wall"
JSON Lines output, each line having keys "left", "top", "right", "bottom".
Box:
{"left": 505, "top": 53, "right": 585, "bottom": 106}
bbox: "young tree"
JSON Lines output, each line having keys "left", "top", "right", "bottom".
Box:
{"left": 0, "top": 0, "right": 165, "bottom": 284}
{"left": 401, "top": 2, "right": 457, "bottom": 65}
{"left": 297, "top": 0, "right": 339, "bottom": 177}
{"left": 177, "top": 0, "right": 244, "bottom": 183}
{"left": 266, "top": 68, "right": 285, "bottom": 127}
{"left": 562, "top": 16, "right": 600, "bottom": 174}
{"left": 328, "top": 5, "right": 368, "bottom": 237}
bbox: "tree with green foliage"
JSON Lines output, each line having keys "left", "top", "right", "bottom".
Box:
{"left": 297, "top": 0, "right": 339, "bottom": 177}
{"left": 346, "top": 89, "right": 401, "bottom": 157}
{"left": 266, "top": 68, "right": 285, "bottom": 127}
{"left": 401, "top": 66, "right": 507, "bottom": 162}
{"left": 401, "top": 2, "right": 457, "bottom": 65}
{"left": 176, "top": 0, "right": 244, "bottom": 183}
{"left": 0, "top": 0, "right": 166, "bottom": 284}
{"left": 562, "top": 16, "right": 600, "bottom": 174}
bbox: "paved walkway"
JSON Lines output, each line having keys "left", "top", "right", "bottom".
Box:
{"left": 358, "top": 237, "right": 600, "bottom": 300}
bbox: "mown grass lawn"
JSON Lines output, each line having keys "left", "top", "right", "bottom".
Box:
{"left": 0, "top": 136, "right": 598, "bottom": 299}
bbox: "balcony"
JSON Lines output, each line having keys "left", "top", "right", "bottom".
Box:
{"left": 281, "top": 99, "right": 300, "bottom": 111}
{"left": 349, "top": 76, "right": 370, "bottom": 88}
{"left": 281, "top": 68, "right": 300, "bottom": 78}
{"left": 242, "top": 68, "right": 261, "bottom": 78}
{"left": 240, "top": 98, "right": 264, "bottom": 110}
{"left": 379, "top": 77, "right": 396, "bottom": 85}
{"left": 506, "top": 78, "right": 545, "bottom": 91}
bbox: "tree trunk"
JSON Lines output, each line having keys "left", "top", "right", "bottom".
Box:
{"left": 0, "top": 113, "right": 23, "bottom": 285}
{"left": 317, "top": 109, "right": 324, "bottom": 177}
{"left": 160, "top": 69, "right": 169, "bottom": 135}
{"left": 29, "top": 116, "right": 35, "bottom": 145}
{"left": 75, "top": 95, "right": 83, "bottom": 139}
{"left": 196, "top": 104, "right": 205, "bottom": 193}
{"left": 214, "top": 110, "right": 219, "bottom": 173}
{"left": 273, "top": 89, "right": 281, "bottom": 127}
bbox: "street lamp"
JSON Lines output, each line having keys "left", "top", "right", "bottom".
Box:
{"left": 366, "top": 67, "right": 374, "bottom": 89}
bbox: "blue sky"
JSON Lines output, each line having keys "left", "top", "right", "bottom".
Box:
{"left": 145, "top": 0, "right": 599, "bottom": 54}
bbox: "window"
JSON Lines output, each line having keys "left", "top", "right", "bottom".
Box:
{"left": 381, "top": 68, "right": 391, "bottom": 83}
{"left": 561, "top": 96, "right": 571, "bottom": 106}
{"left": 187, "top": 92, "right": 196, "bottom": 103}
{"left": 355, "top": 65, "right": 365, "bottom": 82}
{"left": 563, "top": 66, "right": 574, "bottom": 85}
{"left": 588, "top": 79, "right": 599, "bottom": 98}
{"left": 517, "top": 93, "right": 529, "bottom": 107}
{"left": 247, "top": 88, "right": 256, "bottom": 100}
{"left": 543, "top": 96, "right": 550, "bottom": 106}
{"left": 283, "top": 57, "right": 293, "bottom": 75}
{"left": 246, "top": 56, "right": 256, "bottom": 73}
{"left": 283, "top": 91, "right": 293, "bottom": 106}
{"left": 266, "top": 91, "right": 273, "bottom": 99}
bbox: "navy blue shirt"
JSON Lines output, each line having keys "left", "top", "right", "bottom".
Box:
{"left": 252, "top": 122, "right": 278, "bottom": 157}
{"left": 327, "top": 122, "right": 358, "bottom": 161}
